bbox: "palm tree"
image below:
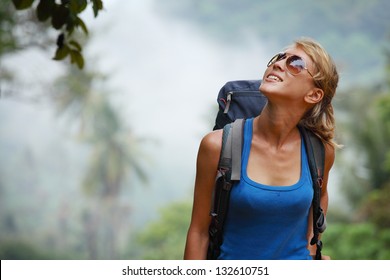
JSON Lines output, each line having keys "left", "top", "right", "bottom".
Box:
{"left": 53, "top": 65, "right": 147, "bottom": 259}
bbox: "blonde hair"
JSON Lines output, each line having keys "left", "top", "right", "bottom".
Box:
{"left": 291, "top": 37, "right": 340, "bottom": 148}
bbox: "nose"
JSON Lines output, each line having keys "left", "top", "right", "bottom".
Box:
{"left": 272, "top": 58, "right": 285, "bottom": 72}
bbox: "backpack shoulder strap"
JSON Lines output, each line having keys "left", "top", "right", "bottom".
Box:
{"left": 298, "top": 125, "right": 326, "bottom": 260}
{"left": 214, "top": 118, "right": 245, "bottom": 179}
{"left": 210, "top": 118, "right": 245, "bottom": 217}
{"left": 299, "top": 126, "right": 325, "bottom": 181}
{"left": 207, "top": 119, "right": 245, "bottom": 259}
{"left": 230, "top": 119, "right": 245, "bottom": 180}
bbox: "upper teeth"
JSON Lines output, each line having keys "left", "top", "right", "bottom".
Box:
{"left": 268, "top": 75, "right": 281, "bottom": 82}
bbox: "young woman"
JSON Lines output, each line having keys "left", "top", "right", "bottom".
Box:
{"left": 184, "top": 37, "right": 339, "bottom": 260}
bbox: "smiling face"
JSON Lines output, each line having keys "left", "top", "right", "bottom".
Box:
{"left": 259, "top": 46, "right": 319, "bottom": 104}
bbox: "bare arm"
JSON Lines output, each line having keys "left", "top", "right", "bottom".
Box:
{"left": 319, "top": 142, "right": 335, "bottom": 215}
{"left": 184, "top": 130, "right": 222, "bottom": 259}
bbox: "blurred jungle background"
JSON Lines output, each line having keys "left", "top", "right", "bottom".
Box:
{"left": 1, "top": 0, "right": 390, "bottom": 260}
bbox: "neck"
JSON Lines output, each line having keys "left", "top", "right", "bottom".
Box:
{"left": 253, "top": 103, "right": 303, "bottom": 149}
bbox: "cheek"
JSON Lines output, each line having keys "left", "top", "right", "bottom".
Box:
{"left": 288, "top": 76, "right": 312, "bottom": 91}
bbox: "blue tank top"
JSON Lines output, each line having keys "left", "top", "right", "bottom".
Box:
{"left": 218, "top": 118, "right": 313, "bottom": 260}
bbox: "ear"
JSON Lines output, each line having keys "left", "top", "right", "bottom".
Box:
{"left": 304, "top": 88, "right": 324, "bottom": 105}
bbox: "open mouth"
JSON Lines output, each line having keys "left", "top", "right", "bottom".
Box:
{"left": 267, "top": 74, "right": 283, "bottom": 82}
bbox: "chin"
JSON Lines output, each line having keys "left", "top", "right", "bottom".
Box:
{"left": 259, "top": 83, "right": 273, "bottom": 94}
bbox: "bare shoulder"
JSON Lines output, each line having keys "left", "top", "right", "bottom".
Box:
{"left": 199, "top": 129, "right": 223, "bottom": 156}
{"left": 197, "top": 129, "right": 224, "bottom": 185}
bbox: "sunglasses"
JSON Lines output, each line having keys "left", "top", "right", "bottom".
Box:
{"left": 267, "top": 52, "right": 315, "bottom": 78}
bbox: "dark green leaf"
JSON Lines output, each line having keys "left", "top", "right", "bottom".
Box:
{"left": 65, "top": 11, "right": 80, "bottom": 35}
{"left": 69, "top": 40, "right": 82, "bottom": 52}
{"left": 92, "top": 0, "right": 103, "bottom": 17}
{"left": 76, "top": 17, "right": 88, "bottom": 34}
{"left": 36, "top": 0, "right": 55, "bottom": 22}
{"left": 51, "top": 4, "right": 70, "bottom": 30}
{"left": 53, "top": 44, "right": 70, "bottom": 60}
{"left": 56, "top": 33, "right": 65, "bottom": 48}
{"left": 12, "top": 0, "right": 35, "bottom": 10}
{"left": 70, "top": 50, "right": 84, "bottom": 69}
{"left": 70, "top": 0, "right": 87, "bottom": 14}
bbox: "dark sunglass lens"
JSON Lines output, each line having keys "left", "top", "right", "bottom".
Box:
{"left": 286, "top": 55, "right": 305, "bottom": 74}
